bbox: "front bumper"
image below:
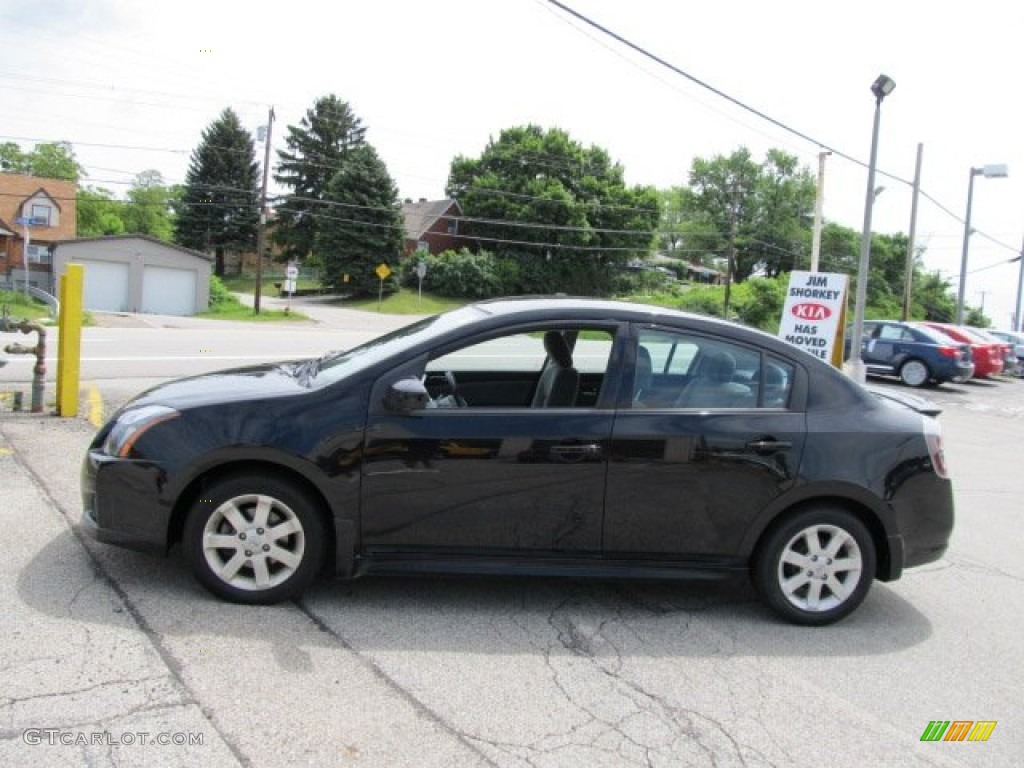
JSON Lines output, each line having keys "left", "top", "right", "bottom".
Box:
{"left": 81, "top": 451, "right": 172, "bottom": 553}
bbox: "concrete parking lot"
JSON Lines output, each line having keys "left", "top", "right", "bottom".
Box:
{"left": 1, "top": 304, "right": 1021, "bottom": 767}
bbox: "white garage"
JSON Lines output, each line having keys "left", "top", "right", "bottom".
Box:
{"left": 142, "top": 265, "right": 198, "bottom": 315}
{"left": 53, "top": 235, "right": 212, "bottom": 316}
{"left": 79, "top": 260, "right": 130, "bottom": 312}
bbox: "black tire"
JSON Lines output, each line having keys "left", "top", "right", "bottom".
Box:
{"left": 898, "top": 358, "right": 930, "bottom": 388}
{"left": 753, "top": 507, "right": 876, "bottom": 626}
{"left": 183, "top": 473, "right": 326, "bottom": 604}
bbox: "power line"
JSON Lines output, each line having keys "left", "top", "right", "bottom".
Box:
{"left": 544, "top": 0, "right": 1021, "bottom": 257}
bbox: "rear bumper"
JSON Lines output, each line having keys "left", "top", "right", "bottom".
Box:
{"left": 888, "top": 473, "right": 954, "bottom": 573}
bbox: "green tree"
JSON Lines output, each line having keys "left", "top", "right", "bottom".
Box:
{"left": 686, "top": 147, "right": 818, "bottom": 285}
{"left": 446, "top": 125, "right": 659, "bottom": 295}
{"left": 686, "top": 147, "right": 760, "bottom": 313}
{"left": 123, "top": 170, "right": 177, "bottom": 241}
{"left": 274, "top": 94, "right": 367, "bottom": 264}
{"left": 657, "top": 186, "right": 691, "bottom": 255}
{"left": 0, "top": 140, "right": 83, "bottom": 180}
{"left": 174, "top": 108, "right": 260, "bottom": 276}
{"left": 77, "top": 187, "right": 125, "bottom": 237}
{"left": 816, "top": 222, "right": 859, "bottom": 276}
{"left": 911, "top": 271, "right": 956, "bottom": 321}
{"left": 314, "top": 144, "right": 403, "bottom": 295}
{"left": 750, "top": 149, "right": 815, "bottom": 277}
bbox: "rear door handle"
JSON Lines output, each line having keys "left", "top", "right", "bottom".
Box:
{"left": 550, "top": 444, "right": 602, "bottom": 461}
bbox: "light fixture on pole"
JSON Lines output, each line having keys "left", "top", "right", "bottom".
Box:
{"left": 955, "top": 163, "right": 1008, "bottom": 325}
{"left": 847, "top": 74, "right": 895, "bottom": 385}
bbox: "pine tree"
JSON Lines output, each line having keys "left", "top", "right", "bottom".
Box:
{"left": 273, "top": 94, "right": 367, "bottom": 263}
{"left": 174, "top": 108, "right": 260, "bottom": 276}
{"left": 314, "top": 144, "right": 403, "bottom": 295}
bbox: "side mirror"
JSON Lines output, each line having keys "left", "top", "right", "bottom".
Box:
{"left": 385, "top": 377, "right": 430, "bottom": 413}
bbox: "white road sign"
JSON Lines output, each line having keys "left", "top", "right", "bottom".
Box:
{"left": 778, "top": 271, "right": 849, "bottom": 365}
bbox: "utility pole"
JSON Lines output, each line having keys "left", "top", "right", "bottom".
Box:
{"left": 901, "top": 143, "right": 923, "bottom": 320}
{"left": 1014, "top": 235, "right": 1024, "bottom": 331}
{"left": 254, "top": 106, "right": 275, "bottom": 315}
{"left": 977, "top": 290, "right": 989, "bottom": 317}
{"left": 810, "top": 151, "right": 830, "bottom": 272}
{"left": 723, "top": 183, "right": 739, "bottom": 318}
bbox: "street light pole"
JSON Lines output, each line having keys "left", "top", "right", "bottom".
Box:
{"left": 955, "top": 163, "right": 1008, "bottom": 325}
{"left": 847, "top": 74, "right": 895, "bottom": 385}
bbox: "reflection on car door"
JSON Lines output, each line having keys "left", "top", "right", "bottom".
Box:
{"left": 359, "top": 327, "right": 618, "bottom": 558}
{"left": 604, "top": 327, "right": 807, "bottom": 562}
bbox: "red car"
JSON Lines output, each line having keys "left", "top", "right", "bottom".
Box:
{"left": 922, "top": 323, "right": 1003, "bottom": 378}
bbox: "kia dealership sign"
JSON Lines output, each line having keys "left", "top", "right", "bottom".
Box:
{"left": 778, "top": 271, "right": 849, "bottom": 366}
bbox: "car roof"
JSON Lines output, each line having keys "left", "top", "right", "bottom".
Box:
{"left": 467, "top": 296, "right": 793, "bottom": 349}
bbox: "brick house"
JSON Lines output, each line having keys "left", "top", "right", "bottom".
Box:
{"left": 0, "top": 172, "right": 77, "bottom": 289}
{"left": 401, "top": 198, "right": 464, "bottom": 257}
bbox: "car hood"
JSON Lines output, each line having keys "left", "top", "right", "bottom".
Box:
{"left": 865, "top": 385, "right": 942, "bottom": 417}
{"left": 123, "top": 360, "right": 317, "bottom": 412}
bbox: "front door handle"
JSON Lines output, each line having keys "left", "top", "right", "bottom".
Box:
{"left": 745, "top": 439, "right": 792, "bottom": 455}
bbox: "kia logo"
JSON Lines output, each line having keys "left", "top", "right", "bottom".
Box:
{"left": 791, "top": 303, "right": 831, "bottom": 320}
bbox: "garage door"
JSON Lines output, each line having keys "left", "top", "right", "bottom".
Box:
{"left": 142, "top": 266, "right": 197, "bottom": 316}
{"left": 78, "top": 260, "right": 130, "bottom": 312}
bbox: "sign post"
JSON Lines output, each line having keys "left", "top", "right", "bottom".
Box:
{"left": 778, "top": 271, "right": 849, "bottom": 367}
{"left": 415, "top": 261, "right": 427, "bottom": 307}
{"left": 375, "top": 263, "right": 392, "bottom": 312}
{"left": 284, "top": 262, "right": 298, "bottom": 297}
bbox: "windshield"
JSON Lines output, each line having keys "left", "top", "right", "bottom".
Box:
{"left": 312, "top": 304, "right": 491, "bottom": 385}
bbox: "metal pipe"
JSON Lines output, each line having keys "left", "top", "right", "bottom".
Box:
{"left": 4, "top": 319, "right": 47, "bottom": 413}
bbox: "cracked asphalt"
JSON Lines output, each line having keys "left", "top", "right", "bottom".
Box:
{"left": 1, "top": 375, "right": 1021, "bottom": 767}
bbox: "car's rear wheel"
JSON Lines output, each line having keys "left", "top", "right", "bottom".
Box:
{"left": 753, "top": 507, "right": 876, "bottom": 626}
{"left": 183, "top": 474, "right": 326, "bottom": 604}
{"left": 899, "top": 358, "right": 930, "bottom": 387}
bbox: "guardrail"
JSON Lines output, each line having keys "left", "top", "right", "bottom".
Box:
{"left": 27, "top": 286, "right": 60, "bottom": 317}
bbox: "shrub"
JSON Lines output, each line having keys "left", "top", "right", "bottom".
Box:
{"left": 403, "top": 249, "right": 505, "bottom": 299}
{"left": 209, "top": 275, "right": 241, "bottom": 308}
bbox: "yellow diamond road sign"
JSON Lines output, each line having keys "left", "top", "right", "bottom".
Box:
{"left": 375, "top": 263, "right": 391, "bottom": 280}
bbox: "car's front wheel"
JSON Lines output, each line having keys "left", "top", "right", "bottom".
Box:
{"left": 899, "top": 358, "right": 930, "bottom": 387}
{"left": 753, "top": 507, "right": 876, "bottom": 626}
{"left": 183, "top": 473, "right": 326, "bottom": 604}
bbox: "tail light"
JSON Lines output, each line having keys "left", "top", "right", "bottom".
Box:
{"left": 937, "top": 346, "right": 957, "bottom": 358}
{"left": 923, "top": 417, "right": 949, "bottom": 479}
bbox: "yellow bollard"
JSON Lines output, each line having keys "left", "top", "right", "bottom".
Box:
{"left": 57, "top": 264, "right": 84, "bottom": 417}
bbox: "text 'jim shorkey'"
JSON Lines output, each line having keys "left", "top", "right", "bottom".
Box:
{"left": 920, "top": 721, "right": 997, "bottom": 742}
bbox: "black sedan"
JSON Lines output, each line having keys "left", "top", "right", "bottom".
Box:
{"left": 82, "top": 298, "right": 954, "bottom": 625}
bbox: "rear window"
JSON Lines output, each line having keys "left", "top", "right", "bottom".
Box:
{"left": 909, "top": 324, "right": 959, "bottom": 346}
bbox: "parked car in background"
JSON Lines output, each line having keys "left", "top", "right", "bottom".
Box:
{"left": 83, "top": 297, "right": 956, "bottom": 626}
{"left": 981, "top": 328, "right": 1024, "bottom": 377}
{"left": 921, "top": 322, "right": 1003, "bottom": 379}
{"left": 845, "top": 320, "right": 974, "bottom": 387}
{"left": 983, "top": 331, "right": 1024, "bottom": 376}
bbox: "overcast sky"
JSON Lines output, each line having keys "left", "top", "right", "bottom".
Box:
{"left": 3, "top": 0, "right": 1022, "bottom": 325}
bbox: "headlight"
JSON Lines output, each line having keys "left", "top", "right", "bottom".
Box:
{"left": 102, "top": 405, "right": 180, "bottom": 458}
